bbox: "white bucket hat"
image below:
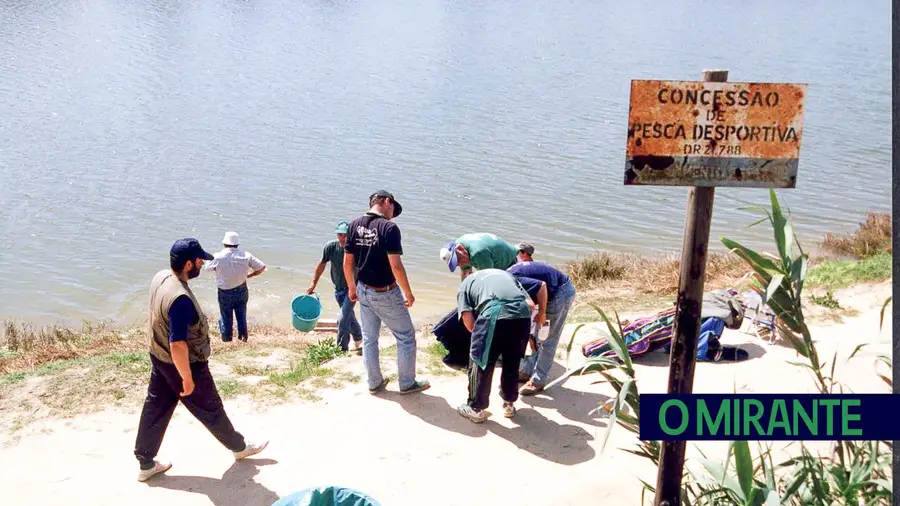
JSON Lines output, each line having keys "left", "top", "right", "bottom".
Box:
{"left": 222, "top": 231, "right": 240, "bottom": 246}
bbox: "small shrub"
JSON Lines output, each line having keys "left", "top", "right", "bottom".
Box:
{"left": 822, "top": 212, "right": 892, "bottom": 258}
{"left": 563, "top": 252, "right": 629, "bottom": 287}
{"left": 809, "top": 291, "right": 840, "bottom": 309}
{"left": 306, "top": 339, "right": 344, "bottom": 365}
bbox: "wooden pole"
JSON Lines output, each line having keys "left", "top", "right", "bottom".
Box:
{"left": 652, "top": 69, "right": 728, "bottom": 506}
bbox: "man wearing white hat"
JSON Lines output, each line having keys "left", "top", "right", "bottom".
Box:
{"left": 206, "top": 231, "right": 267, "bottom": 342}
{"left": 439, "top": 233, "right": 519, "bottom": 280}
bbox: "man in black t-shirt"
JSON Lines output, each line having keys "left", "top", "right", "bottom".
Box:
{"left": 343, "top": 190, "right": 430, "bottom": 395}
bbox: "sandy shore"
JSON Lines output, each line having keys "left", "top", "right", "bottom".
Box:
{"left": 0, "top": 281, "right": 891, "bottom": 506}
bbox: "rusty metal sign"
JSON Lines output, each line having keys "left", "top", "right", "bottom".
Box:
{"left": 625, "top": 80, "right": 807, "bottom": 187}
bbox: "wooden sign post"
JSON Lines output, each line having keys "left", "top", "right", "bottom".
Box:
{"left": 623, "top": 70, "right": 807, "bottom": 506}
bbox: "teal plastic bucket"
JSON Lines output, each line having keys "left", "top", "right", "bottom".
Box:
{"left": 291, "top": 294, "right": 322, "bottom": 332}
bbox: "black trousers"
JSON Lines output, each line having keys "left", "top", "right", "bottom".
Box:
{"left": 134, "top": 355, "right": 245, "bottom": 469}
{"left": 467, "top": 318, "right": 531, "bottom": 411}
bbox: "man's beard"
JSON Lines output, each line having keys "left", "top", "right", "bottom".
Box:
{"left": 187, "top": 264, "right": 202, "bottom": 279}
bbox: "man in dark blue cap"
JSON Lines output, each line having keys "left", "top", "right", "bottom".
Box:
{"left": 133, "top": 238, "right": 267, "bottom": 482}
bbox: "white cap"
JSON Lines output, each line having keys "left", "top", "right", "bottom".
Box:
{"left": 439, "top": 245, "right": 452, "bottom": 263}
{"left": 222, "top": 231, "right": 240, "bottom": 246}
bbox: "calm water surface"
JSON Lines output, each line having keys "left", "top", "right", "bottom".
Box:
{"left": 0, "top": 0, "right": 892, "bottom": 327}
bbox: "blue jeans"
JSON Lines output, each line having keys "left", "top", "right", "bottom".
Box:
{"left": 520, "top": 280, "right": 576, "bottom": 386}
{"left": 218, "top": 283, "right": 249, "bottom": 342}
{"left": 333, "top": 289, "right": 362, "bottom": 351}
{"left": 356, "top": 283, "right": 418, "bottom": 391}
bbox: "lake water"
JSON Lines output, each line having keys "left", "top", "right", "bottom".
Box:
{"left": 0, "top": 0, "right": 892, "bottom": 328}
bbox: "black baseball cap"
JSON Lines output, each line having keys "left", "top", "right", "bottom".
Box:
{"left": 371, "top": 190, "right": 402, "bottom": 218}
{"left": 170, "top": 238, "right": 214, "bottom": 264}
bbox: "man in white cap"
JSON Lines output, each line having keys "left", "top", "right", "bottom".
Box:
{"left": 206, "top": 231, "right": 266, "bottom": 342}
{"left": 439, "top": 233, "right": 519, "bottom": 280}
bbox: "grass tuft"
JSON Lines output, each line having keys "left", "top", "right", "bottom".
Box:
{"left": 266, "top": 340, "right": 344, "bottom": 390}
{"left": 809, "top": 291, "right": 841, "bottom": 309}
{"left": 425, "top": 342, "right": 448, "bottom": 359}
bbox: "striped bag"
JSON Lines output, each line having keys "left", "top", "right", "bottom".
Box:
{"left": 581, "top": 307, "right": 677, "bottom": 359}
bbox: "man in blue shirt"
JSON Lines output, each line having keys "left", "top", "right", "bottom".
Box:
{"left": 506, "top": 250, "right": 577, "bottom": 396}
{"left": 133, "top": 238, "right": 267, "bottom": 482}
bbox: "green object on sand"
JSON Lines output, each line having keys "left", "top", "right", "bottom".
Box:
{"left": 271, "top": 486, "right": 381, "bottom": 506}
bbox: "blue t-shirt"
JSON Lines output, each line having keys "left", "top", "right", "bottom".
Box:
{"left": 516, "top": 276, "right": 545, "bottom": 303}
{"left": 169, "top": 295, "right": 199, "bottom": 343}
{"left": 507, "top": 261, "right": 571, "bottom": 299}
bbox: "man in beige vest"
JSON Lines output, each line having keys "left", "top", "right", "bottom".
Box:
{"left": 134, "top": 238, "right": 268, "bottom": 482}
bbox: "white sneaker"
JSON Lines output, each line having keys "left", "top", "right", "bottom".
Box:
{"left": 457, "top": 404, "right": 489, "bottom": 423}
{"left": 137, "top": 460, "right": 172, "bottom": 482}
{"left": 233, "top": 440, "right": 269, "bottom": 460}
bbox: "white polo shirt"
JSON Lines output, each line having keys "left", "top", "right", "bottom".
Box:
{"left": 206, "top": 247, "right": 265, "bottom": 290}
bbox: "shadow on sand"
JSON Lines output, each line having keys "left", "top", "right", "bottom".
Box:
{"left": 514, "top": 362, "right": 612, "bottom": 428}
{"left": 383, "top": 377, "right": 600, "bottom": 466}
{"left": 147, "top": 458, "right": 279, "bottom": 506}
{"left": 623, "top": 341, "right": 768, "bottom": 367}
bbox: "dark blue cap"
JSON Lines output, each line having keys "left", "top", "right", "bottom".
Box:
{"left": 170, "top": 238, "right": 214, "bottom": 264}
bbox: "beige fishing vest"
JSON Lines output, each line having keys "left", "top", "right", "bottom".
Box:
{"left": 148, "top": 270, "right": 211, "bottom": 364}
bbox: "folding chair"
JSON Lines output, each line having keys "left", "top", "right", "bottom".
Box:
{"left": 739, "top": 290, "right": 778, "bottom": 344}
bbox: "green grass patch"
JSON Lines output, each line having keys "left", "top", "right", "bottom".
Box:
{"left": 1, "top": 371, "right": 26, "bottom": 384}
{"left": 102, "top": 352, "right": 151, "bottom": 374}
{"left": 807, "top": 253, "right": 892, "bottom": 289}
{"left": 334, "top": 371, "right": 361, "bottom": 383}
{"left": 104, "top": 352, "right": 145, "bottom": 365}
{"left": 425, "top": 342, "right": 447, "bottom": 359}
{"left": 306, "top": 339, "right": 345, "bottom": 364}
{"left": 232, "top": 364, "right": 272, "bottom": 376}
{"left": 217, "top": 379, "right": 252, "bottom": 398}
{"left": 32, "top": 357, "right": 86, "bottom": 375}
{"left": 268, "top": 362, "right": 322, "bottom": 388}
